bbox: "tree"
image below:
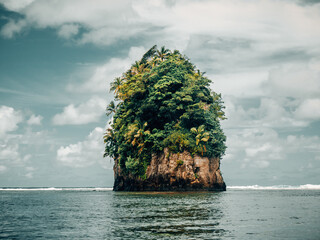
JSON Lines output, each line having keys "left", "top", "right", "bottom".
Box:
{"left": 156, "top": 46, "right": 170, "bottom": 61}
{"left": 141, "top": 45, "right": 157, "bottom": 65}
{"left": 191, "top": 125, "right": 210, "bottom": 156}
{"left": 106, "top": 101, "right": 117, "bottom": 116}
{"left": 104, "top": 46, "right": 226, "bottom": 177}
{"left": 110, "top": 77, "right": 123, "bottom": 96}
{"left": 131, "top": 61, "right": 145, "bottom": 75}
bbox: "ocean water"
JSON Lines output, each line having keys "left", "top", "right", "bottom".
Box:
{"left": 0, "top": 186, "right": 319, "bottom": 239}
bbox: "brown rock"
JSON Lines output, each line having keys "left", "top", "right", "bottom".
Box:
{"left": 113, "top": 148, "right": 226, "bottom": 191}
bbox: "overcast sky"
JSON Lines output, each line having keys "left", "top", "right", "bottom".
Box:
{"left": 0, "top": 0, "right": 319, "bottom": 187}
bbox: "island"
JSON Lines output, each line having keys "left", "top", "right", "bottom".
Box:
{"left": 104, "top": 46, "right": 227, "bottom": 191}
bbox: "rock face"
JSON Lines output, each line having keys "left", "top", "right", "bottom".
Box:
{"left": 113, "top": 148, "right": 226, "bottom": 191}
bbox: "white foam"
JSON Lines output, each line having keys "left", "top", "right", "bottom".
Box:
{"left": 227, "top": 184, "right": 320, "bottom": 190}
{"left": 0, "top": 187, "right": 113, "bottom": 191}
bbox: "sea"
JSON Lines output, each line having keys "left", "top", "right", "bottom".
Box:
{"left": 0, "top": 185, "right": 319, "bottom": 239}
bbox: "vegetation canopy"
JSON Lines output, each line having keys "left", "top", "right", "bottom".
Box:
{"left": 104, "top": 45, "right": 226, "bottom": 178}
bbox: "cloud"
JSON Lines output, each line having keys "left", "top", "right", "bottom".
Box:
{"left": 0, "top": 165, "right": 7, "bottom": 173}
{"left": 295, "top": 98, "right": 320, "bottom": 120}
{"left": 0, "top": 0, "right": 145, "bottom": 44}
{"left": 27, "top": 114, "right": 43, "bottom": 125}
{"left": 25, "top": 165, "right": 35, "bottom": 178}
{"left": 1, "top": 0, "right": 319, "bottom": 50}
{"left": 225, "top": 128, "right": 283, "bottom": 168}
{"left": 212, "top": 71, "right": 269, "bottom": 98}
{"left": 223, "top": 97, "right": 309, "bottom": 129}
{"left": 52, "top": 96, "right": 106, "bottom": 125}
{"left": 57, "top": 24, "right": 79, "bottom": 39}
{"left": 0, "top": 138, "right": 33, "bottom": 174}
{"left": 68, "top": 46, "right": 146, "bottom": 93}
{"left": 0, "top": 19, "right": 27, "bottom": 38}
{"left": 224, "top": 127, "right": 320, "bottom": 170}
{"left": 286, "top": 135, "right": 320, "bottom": 153}
{"left": 57, "top": 127, "right": 113, "bottom": 168}
{"left": 265, "top": 62, "right": 320, "bottom": 99}
{"left": 0, "top": 0, "right": 34, "bottom": 11}
{"left": 0, "top": 142, "right": 19, "bottom": 160}
{"left": 0, "top": 106, "right": 33, "bottom": 172}
{"left": 0, "top": 105, "right": 23, "bottom": 137}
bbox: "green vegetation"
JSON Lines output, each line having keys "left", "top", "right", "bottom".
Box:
{"left": 104, "top": 45, "right": 226, "bottom": 178}
{"left": 176, "top": 159, "right": 184, "bottom": 167}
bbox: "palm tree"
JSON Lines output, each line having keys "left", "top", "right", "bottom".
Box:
{"left": 110, "top": 77, "right": 123, "bottom": 94}
{"left": 126, "top": 122, "right": 150, "bottom": 154}
{"left": 104, "top": 128, "right": 115, "bottom": 142}
{"left": 141, "top": 45, "right": 157, "bottom": 64}
{"left": 196, "top": 69, "right": 206, "bottom": 78}
{"left": 106, "top": 101, "right": 116, "bottom": 116}
{"left": 131, "top": 61, "right": 145, "bottom": 75}
{"left": 191, "top": 125, "right": 210, "bottom": 156}
{"left": 103, "top": 128, "right": 115, "bottom": 157}
{"left": 156, "top": 46, "right": 170, "bottom": 61}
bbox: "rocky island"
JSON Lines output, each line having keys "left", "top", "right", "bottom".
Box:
{"left": 104, "top": 46, "right": 227, "bottom": 191}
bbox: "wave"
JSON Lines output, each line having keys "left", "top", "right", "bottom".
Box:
{"left": 227, "top": 184, "right": 320, "bottom": 190}
{"left": 0, "top": 187, "right": 113, "bottom": 191}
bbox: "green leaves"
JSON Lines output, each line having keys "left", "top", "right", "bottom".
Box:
{"left": 106, "top": 101, "right": 116, "bottom": 116}
{"left": 190, "top": 125, "right": 210, "bottom": 156}
{"left": 104, "top": 46, "right": 227, "bottom": 177}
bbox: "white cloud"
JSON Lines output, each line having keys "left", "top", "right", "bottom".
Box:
{"left": 69, "top": 46, "right": 146, "bottom": 93}
{"left": 266, "top": 62, "right": 320, "bottom": 99}
{"left": 0, "top": 165, "right": 7, "bottom": 173}
{"left": 52, "top": 96, "right": 106, "bottom": 125}
{"left": 286, "top": 135, "right": 320, "bottom": 153}
{"left": 0, "top": 106, "right": 43, "bottom": 175}
{"left": 136, "top": 0, "right": 320, "bottom": 49}
{"left": 25, "top": 165, "right": 35, "bottom": 178}
{"left": 295, "top": 98, "right": 320, "bottom": 120}
{"left": 27, "top": 114, "right": 43, "bottom": 125}
{"left": 0, "top": 19, "right": 27, "bottom": 38}
{"left": 57, "top": 24, "right": 79, "bottom": 39}
{"left": 0, "top": 0, "right": 34, "bottom": 11}
{"left": 57, "top": 127, "right": 113, "bottom": 168}
{"left": 223, "top": 97, "right": 308, "bottom": 129}
{"left": 2, "top": 0, "right": 319, "bottom": 50}
{"left": 0, "top": 105, "right": 23, "bottom": 137}
{"left": 25, "top": 172, "right": 33, "bottom": 178}
{"left": 224, "top": 128, "right": 283, "bottom": 168}
{"left": 212, "top": 71, "right": 268, "bottom": 98}
{"left": 0, "top": 0, "right": 143, "bottom": 44}
{"left": 252, "top": 160, "right": 270, "bottom": 169}
{"left": 0, "top": 142, "right": 19, "bottom": 160}
{"left": 224, "top": 127, "right": 320, "bottom": 170}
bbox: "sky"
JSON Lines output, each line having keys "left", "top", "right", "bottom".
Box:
{"left": 0, "top": 0, "right": 319, "bottom": 187}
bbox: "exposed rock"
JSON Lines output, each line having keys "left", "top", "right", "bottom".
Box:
{"left": 113, "top": 148, "right": 226, "bottom": 191}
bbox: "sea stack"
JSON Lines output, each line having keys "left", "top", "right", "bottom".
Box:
{"left": 104, "top": 45, "right": 227, "bottom": 191}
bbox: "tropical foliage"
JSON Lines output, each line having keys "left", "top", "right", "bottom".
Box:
{"left": 104, "top": 46, "right": 226, "bottom": 178}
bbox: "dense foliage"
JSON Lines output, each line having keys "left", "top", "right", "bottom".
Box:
{"left": 104, "top": 46, "right": 226, "bottom": 178}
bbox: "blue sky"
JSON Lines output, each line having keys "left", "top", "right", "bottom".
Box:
{"left": 0, "top": 0, "right": 319, "bottom": 187}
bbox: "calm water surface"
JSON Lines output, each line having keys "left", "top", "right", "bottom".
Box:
{"left": 0, "top": 189, "right": 319, "bottom": 239}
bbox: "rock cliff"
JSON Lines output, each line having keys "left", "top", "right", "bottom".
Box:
{"left": 113, "top": 148, "right": 226, "bottom": 191}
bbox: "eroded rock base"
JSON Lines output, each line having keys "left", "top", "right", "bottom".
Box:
{"left": 113, "top": 148, "right": 226, "bottom": 191}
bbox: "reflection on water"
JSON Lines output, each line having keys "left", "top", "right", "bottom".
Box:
{"left": 110, "top": 192, "right": 227, "bottom": 239}
{"left": 1, "top": 190, "right": 319, "bottom": 239}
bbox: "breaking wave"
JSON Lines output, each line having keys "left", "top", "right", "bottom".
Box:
{"left": 0, "top": 187, "right": 113, "bottom": 191}
{"left": 227, "top": 184, "right": 320, "bottom": 190}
